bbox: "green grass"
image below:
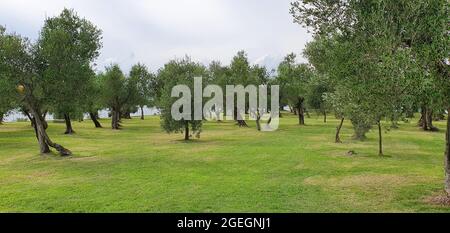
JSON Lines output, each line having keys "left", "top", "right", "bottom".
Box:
{"left": 0, "top": 113, "right": 448, "bottom": 212}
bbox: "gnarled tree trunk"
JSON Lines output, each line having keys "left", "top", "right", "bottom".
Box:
{"left": 64, "top": 113, "right": 75, "bottom": 134}
{"left": 89, "top": 112, "right": 102, "bottom": 128}
{"left": 420, "top": 106, "right": 438, "bottom": 131}
{"left": 28, "top": 107, "right": 71, "bottom": 156}
{"left": 335, "top": 118, "right": 344, "bottom": 143}
{"left": 445, "top": 108, "right": 450, "bottom": 196}
{"left": 111, "top": 109, "right": 120, "bottom": 130}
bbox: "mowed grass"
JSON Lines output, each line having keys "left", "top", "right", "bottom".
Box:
{"left": 0, "top": 113, "right": 449, "bottom": 213}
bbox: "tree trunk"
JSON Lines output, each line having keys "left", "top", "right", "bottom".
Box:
{"left": 28, "top": 107, "right": 71, "bottom": 156}
{"left": 426, "top": 109, "right": 438, "bottom": 131}
{"left": 256, "top": 111, "right": 261, "bottom": 131}
{"left": 64, "top": 113, "right": 75, "bottom": 134}
{"left": 111, "top": 109, "right": 120, "bottom": 130}
{"left": 89, "top": 112, "right": 102, "bottom": 128}
{"left": 184, "top": 122, "right": 189, "bottom": 140}
{"left": 420, "top": 107, "right": 438, "bottom": 131}
{"left": 296, "top": 98, "right": 305, "bottom": 125}
{"left": 234, "top": 105, "right": 248, "bottom": 127}
{"left": 378, "top": 120, "right": 383, "bottom": 156}
{"left": 0, "top": 113, "right": 3, "bottom": 125}
{"left": 323, "top": 112, "right": 327, "bottom": 123}
{"left": 298, "top": 107, "right": 305, "bottom": 125}
{"left": 419, "top": 107, "right": 426, "bottom": 129}
{"left": 140, "top": 106, "right": 145, "bottom": 120}
{"left": 335, "top": 118, "right": 344, "bottom": 143}
{"left": 445, "top": 108, "right": 450, "bottom": 196}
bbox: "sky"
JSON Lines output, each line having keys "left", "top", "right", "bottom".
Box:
{"left": 0, "top": 0, "right": 312, "bottom": 73}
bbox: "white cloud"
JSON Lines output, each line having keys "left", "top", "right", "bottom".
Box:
{"left": 0, "top": 0, "right": 312, "bottom": 73}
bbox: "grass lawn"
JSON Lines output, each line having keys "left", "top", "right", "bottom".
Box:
{"left": 0, "top": 113, "right": 449, "bottom": 213}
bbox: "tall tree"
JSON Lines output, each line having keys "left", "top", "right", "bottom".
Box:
{"left": 0, "top": 26, "right": 71, "bottom": 155}
{"left": 157, "top": 57, "right": 206, "bottom": 140}
{"left": 306, "top": 74, "right": 332, "bottom": 123}
{"left": 100, "top": 64, "right": 128, "bottom": 130}
{"left": 292, "top": 0, "right": 449, "bottom": 184}
{"left": 129, "top": 63, "right": 155, "bottom": 120}
{"left": 36, "top": 8, "right": 102, "bottom": 134}
{"left": 84, "top": 73, "right": 104, "bottom": 128}
{"left": 276, "top": 53, "right": 312, "bottom": 125}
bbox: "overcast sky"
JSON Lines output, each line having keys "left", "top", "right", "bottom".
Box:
{"left": 0, "top": 0, "right": 312, "bottom": 73}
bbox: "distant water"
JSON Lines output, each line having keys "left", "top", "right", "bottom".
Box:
{"left": 3, "top": 107, "right": 160, "bottom": 123}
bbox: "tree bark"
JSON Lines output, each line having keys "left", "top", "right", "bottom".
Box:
{"left": 111, "top": 109, "right": 120, "bottom": 130}
{"left": 420, "top": 107, "right": 438, "bottom": 131}
{"left": 28, "top": 107, "right": 71, "bottom": 156}
{"left": 324, "top": 112, "right": 327, "bottom": 123}
{"left": 298, "top": 107, "right": 305, "bottom": 125}
{"left": 234, "top": 105, "right": 248, "bottom": 127}
{"left": 64, "top": 113, "right": 75, "bottom": 134}
{"left": 378, "top": 120, "right": 383, "bottom": 156}
{"left": 335, "top": 118, "right": 344, "bottom": 143}
{"left": 89, "top": 112, "right": 102, "bottom": 128}
{"left": 0, "top": 113, "right": 3, "bottom": 125}
{"left": 184, "top": 122, "right": 189, "bottom": 140}
{"left": 140, "top": 106, "right": 145, "bottom": 120}
{"left": 426, "top": 108, "right": 438, "bottom": 131}
{"left": 296, "top": 97, "right": 305, "bottom": 125}
{"left": 445, "top": 108, "right": 450, "bottom": 196}
{"left": 256, "top": 111, "right": 261, "bottom": 131}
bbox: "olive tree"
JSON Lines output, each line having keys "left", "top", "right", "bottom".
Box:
{"left": 0, "top": 27, "right": 71, "bottom": 155}
{"left": 36, "top": 8, "right": 102, "bottom": 134}
{"left": 157, "top": 57, "right": 206, "bottom": 140}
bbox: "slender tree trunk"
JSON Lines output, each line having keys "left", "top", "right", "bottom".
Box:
{"left": 445, "top": 108, "right": 450, "bottom": 196}
{"left": 184, "top": 122, "right": 189, "bottom": 140}
{"left": 298, "top": 107, "right": 305, "bottom": 125}
{"left": 378, "top": 120, "right": 383, "bottom": 156}
{"left": 0, "top": 113, "right": 3, "bottom": 125}
{"left": 256, "top": 111, "right": 261, "bottom": 131}
{"left": 140, "top": 106, "right": 145, "bottom": 120}
{"left": 89, "top": 112, "right": 102, "bottom": 128}
{"left": 335, "top": 118, "right": 344, "bottom": 143}
{"left": 296, "top": 97, "right": 305, "bottom": 125}
{"left": 323, "top": 112, "right": 327, "bottom": 123}
{"left": 64, "top": 113, "right": 75, "bottom": 134}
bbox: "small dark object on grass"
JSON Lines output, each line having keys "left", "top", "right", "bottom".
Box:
{"left": 347, "top": 150, "right": 357, "bottom": 156}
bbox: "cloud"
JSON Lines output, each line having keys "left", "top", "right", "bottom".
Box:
{"left": 0, "top": 0, "right": 312, "bottom": 73}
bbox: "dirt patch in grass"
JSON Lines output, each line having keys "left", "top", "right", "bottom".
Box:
{"left": 424, "top": 192, "right": 450, "bottom": 206}
{"left": 303, "top": 174, "right": 423, "bottom": 188}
